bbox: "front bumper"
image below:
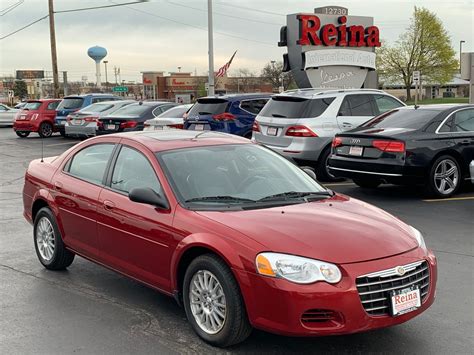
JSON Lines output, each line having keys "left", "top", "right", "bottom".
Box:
{"left": 236, "top": 248, "right": 437, "bottom": 336}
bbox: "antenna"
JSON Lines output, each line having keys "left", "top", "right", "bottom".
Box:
{"left": 40, "top": 134, "right": 44, "bottom": 162}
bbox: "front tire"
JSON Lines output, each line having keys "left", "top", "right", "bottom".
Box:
{"left": 38, "top": 122, "right": 53, "bottom": 138}
{"left": 16, "top": 131, "right": 30, "bottom": 138}
{"left": 34, "top": 207, "right": 75, "bottom": 270}
{"left": 183, "top": 254, "right": 251, "bottom": 347}
{"left": 353, "top": 178, "right": 382, "bottom": 189}
{"left": 425, "top": 155, "right": 461, "bottom": 198}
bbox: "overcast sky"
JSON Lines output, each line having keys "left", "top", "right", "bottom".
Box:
{"left": 0, "top": 0, "right": 472, "bottom": 82}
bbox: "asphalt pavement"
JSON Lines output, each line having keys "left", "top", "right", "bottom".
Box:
{"left": 0, "top": 128, "right": 472, "bottom": 354}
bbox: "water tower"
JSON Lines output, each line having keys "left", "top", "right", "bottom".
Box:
{"left": 87, "top": 46, "right": 107, "bottom": 88}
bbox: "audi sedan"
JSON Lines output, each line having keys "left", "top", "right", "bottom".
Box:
{"left": 23, "top": 130, "right": 437, "bottom": 347}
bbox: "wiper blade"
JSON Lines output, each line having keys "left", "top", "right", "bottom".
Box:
{"left": 257, "top": 191, "right": 332, "bottom": 202}
{"left": 185, "top": 195, "right": 256, "bottom": 203}
{"left": 271, "top": 113, "right": 287, "bottom": 118}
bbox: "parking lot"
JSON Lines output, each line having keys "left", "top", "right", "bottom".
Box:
{"left": 0, "top": 127, "right": 472, "bottom": 354}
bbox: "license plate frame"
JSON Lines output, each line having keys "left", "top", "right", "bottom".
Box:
{"left": 73, "top": 119, "right": 82, "bottom": 125}
{"left": 106, "top": 124, "right": 116, "bottom": 130}
{"left": 349, "top": 145, "right": 363, "bottom": 156}
{"left": 194, "top": 124, "right": 204, "bottom": 131}
{"left": 267, "top": 126, "right": 278, "bottom": 136}
{"left": 390, "top": 286, "right": 421, "bottom": 316}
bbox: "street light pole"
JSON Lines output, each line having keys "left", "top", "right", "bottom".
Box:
{"left": 104, "top": 60, "right": 108, "bottom": 89}
{"left": 207, "top": 0, "right": 215, "bottom": 96}
{"left": 460, "top": 40, "right": 466, "bottom": 72}
{"left": 48, "top": 0, "right": 59, "bottom": 97}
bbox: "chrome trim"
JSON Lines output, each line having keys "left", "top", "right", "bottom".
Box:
{"left": 435, "top": 107, "right": 474, "bottom": 134}
{"left": 358, "top": 274, "right": 429, "bottom": 296}
{"left": 328, "top": 166, "right": 403, "bottom": 177}
{"left": 359, "top": 260, "right": 423, "bottom": 278}
{"left": 357, "top": 266, "right": 428, "bottom": 287}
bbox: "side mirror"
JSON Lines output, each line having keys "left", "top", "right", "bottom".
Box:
{"left": 301, "top": 166, "right": 317, "bottom": 181}
{"left": 129, "top": 187, "right": 169, "bottom": 209}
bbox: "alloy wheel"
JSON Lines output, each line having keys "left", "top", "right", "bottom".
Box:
{"left": 41, "top": 123, "right": 53, "bottom": 137}
{"left": 434, "top": 159, "right": 459, "bottom": 195}
{"left": 36, "top": 217, "right": 55, "bottom": 261}
{"left": 189, "top": 270, "right": 227, "bottom": 335}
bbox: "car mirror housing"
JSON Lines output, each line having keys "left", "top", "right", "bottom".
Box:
{"left": 129, "top": 187, "right": 169, "bottom": 209}
{"left": 301, "top": 166, "right": 317, "bottom": 181}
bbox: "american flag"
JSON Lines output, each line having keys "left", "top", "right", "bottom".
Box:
{"left": 215, "top": 51, "right": 237, "bottom": 78}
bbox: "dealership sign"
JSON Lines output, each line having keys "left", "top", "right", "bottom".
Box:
{"left": 280, "top": 6, "right": 380, "bottom": 89}
{"left": 16, "top": 70, "right": 45, "bottom": 80}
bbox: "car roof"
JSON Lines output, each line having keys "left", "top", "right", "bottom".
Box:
{"left": 131, "top": 101, "right": 172, "bottom": 107}
{"left": 199, "top": 93, "right": 273, "bottom": 101}
{"left": 92, "top": 99, "right": 135, "bottom": 105}
{"left": 26, "top": 99, "right": 60, "bottom": 102}
{"left": 64, "top": 93, "right": 118, "bottom": 98}
{"left": 274, "top": 88, "right": 393, "bottom": 99}
{"left": 402, "top": 104, "right": 473, "bottom": 111}
{"left": 100, "top": 130, "right": 250, "bottom": 152}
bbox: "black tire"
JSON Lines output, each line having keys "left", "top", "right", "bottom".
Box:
{"left": 316, "top": 147, "right": 342, "bottom": 182}
{"left": 183, "top": 254, "right": 252, "bottom": 347}
{"left": 59, "top": 130, "right": 67, "bottom": 138}
{"left": 33, "top": 207, "right": 75, "bottom": 270}
{"left": 38, "top": 122, "right": 53, "bottom": 138}
{"left": 353, "top": 178, "right": 382, "bottom": 189}
{"left": 16, "top": 131, "right": 30, "bottom": 138}
{"left": 425, "top": 155, "right": 461, "bottom": 198}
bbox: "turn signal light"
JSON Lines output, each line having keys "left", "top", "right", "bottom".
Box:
{"left": 120, "top": 121, "right": 138, "bottom": 129}
{"left": 285, "top": 125, "right": 318, "bottom": 137}
{"left": 372, "top": 140, "right": 405, "bottom": 153}
{"left": 213, "top": 112, "right": 236, "bottom": 121}
{"left": 256, "top": 254, "right": 276, "bottom": 277}
{"left": 332, "top": 137, "right": 342, "bottom": 147}
{"left": 252, "top": 121, "right": 261, "bottom": 132}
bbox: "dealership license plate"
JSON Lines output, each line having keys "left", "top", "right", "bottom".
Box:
{"left": 349, "top": 146, "right": 363, "bottom": 156}
{"left": 106, "top": 124, "right": 116, "bottom": 130}
{"left": 267, "top": 126, "right": 278, "bottom": 136}
{"left": 194, "top": 124, "right": 204, "bottom": 131}
{"left": 390, "top": 287, "right": 421, "bottom": 316}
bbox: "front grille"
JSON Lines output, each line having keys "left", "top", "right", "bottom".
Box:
{"left": 356, "top": 261, "right": 430, "bottom": 316}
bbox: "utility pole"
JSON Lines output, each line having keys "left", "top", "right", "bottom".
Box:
{"left": 63, "top": 71, "right": 68, "bottom": 96}
{"left": 104, "top": 60, "right": 108, "bottom": 90}
{"left": 114, "top": 66, "right": 118, "bottom": 85}
{"left": 48, "top": 0, "right": 59, "bottom": 97}
{"left": 207, "top": 0, "right": 215, "bottom": 96}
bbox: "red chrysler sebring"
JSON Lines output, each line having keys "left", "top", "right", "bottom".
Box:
{"left": 22, "top": 131, "right": 437, "bottom": 347}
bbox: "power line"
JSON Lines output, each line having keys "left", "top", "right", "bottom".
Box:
{"left": 214, "top": 2, "right": 285, "bottom": 17}
{"left": 0, "top": 0, "right": 24, "bottom": 16}
{"left": 0, "top": 15, "right": 49, "bottom": 40}
{"left": 54, "top": 1, "right": 149, "bottom": 14}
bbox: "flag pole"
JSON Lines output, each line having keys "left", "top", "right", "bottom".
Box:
{"left": 207, "top": 0, "right": 215, "bottom": 96}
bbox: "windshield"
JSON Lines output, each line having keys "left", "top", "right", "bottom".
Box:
{"left": 187, "top": 99, "right": 228, "bottom": 116}
{"left": 24, "top": 102, "right": 42, "bottom": 110}
{"left": 259, "top": 96, "right": 335, "bottom": 118}
{"left": 79, "top": 103, "right": 114, "bottom": 113}
{"left": 362, "top": 109, "right": 440, "bottom": 129}
{"left": 109, "top": 103, "right": 150, "bottom": 117}
{"left": 157, "top": 144, "right": 329, "bottom": 210}
{"left": 57, "top": 97, "right": 84, "bottom": 110}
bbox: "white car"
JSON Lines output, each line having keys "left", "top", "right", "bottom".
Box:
{"left": 253, "top": 89, "right": 405, "bottom": 181}
{"left": 0, "top": 104, "right": 19, "bottom": 126}
{"left": 143, "top": 104, "right": 193, "bottom": 131}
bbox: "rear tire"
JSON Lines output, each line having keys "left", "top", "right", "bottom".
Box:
{"left": 316, "top": 147, "right": 342, "bottom": 182}
{"left": 424, "top": 155, "right": 461, "bottom": 198}
{"left": 16, "top": 131, "right": 30, "bottom": 138}
{"left": 59, "top": 130, "right": 67, "bottom": 138}
{"left": 353, "top": 178, "right": 382, "bottom": 189}
{"left": 183, "top": 254, "right": 252, "bottom": 347}
{"left": 38, "top": 122, "right": 53, "bottom": 138}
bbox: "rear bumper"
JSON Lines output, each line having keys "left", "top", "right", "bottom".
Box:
{"left": 65, "top": 125, "right": 96, "bottom": 137}
{"left": 13, "top": 120, "right": 39, "bottom": 132}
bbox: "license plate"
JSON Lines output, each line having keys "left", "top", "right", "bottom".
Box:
{"left": 349, "top": 146, "right": 363, "bottom": 156}
{"left": 107, "top": 124, "right": 116, "bottom": 130}
{"left": 73, "top": 119, "right": 82, "bottom": 125}
{"left": 19, "top": 115, "right": 26, "bottom": 120}
{"left": 60, "top": 120, "right": 66, "bottom": 125}
{"left": 154, "top": 126, "right": 164, "bottom": 130}
{"left": 390, "top": 286, "right": 421, "bottom": 316}
{"left": 267, "top": 126, "right": 278, "bottom": 136}
{"left": 194, "top": 124, "right": 204, "bottom": 131}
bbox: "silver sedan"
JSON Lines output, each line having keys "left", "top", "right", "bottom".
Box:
{"left": 0, "top": 104, "right": 19, "bottom": 126}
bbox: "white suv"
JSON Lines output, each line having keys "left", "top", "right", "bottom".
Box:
{"left": 253, "top": 89, "right": 405, "bottom": 181}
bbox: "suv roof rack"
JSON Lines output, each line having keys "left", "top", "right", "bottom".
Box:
{"left": 280, "top": 88, "right": 385, "bottom": 97}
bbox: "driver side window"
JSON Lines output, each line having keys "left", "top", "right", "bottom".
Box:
{"left": 111, "top": 146, "right": 161, "bottom": 194}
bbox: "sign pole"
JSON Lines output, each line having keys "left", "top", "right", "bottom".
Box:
{"left": 207, "top": 0, "right": 215, "bottom": 96}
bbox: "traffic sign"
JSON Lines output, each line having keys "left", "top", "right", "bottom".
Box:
{"left": 112, "top": 86, "right": 128, "bottom": 92}
{"left": 413, "top": 71, "right": 420, "bottom": 82}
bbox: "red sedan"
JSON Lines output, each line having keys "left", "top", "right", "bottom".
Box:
{"left": 13, "top": 99, "right": 61, "bottom": 138}
{"left": 22, "top": 131, "right": 437, "bottom": 347}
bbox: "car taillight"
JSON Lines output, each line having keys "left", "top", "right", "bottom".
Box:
{"left": 168, "top": 124, "right": 184, "bottom": 129}
{"left": 97, "top": 121, "right": 104, "bottom": 129}
{"left": 213, "top": 112, "right": 236, "bottom": 121}
{"left": 332, "top": 137, "right": 342, "bottom": 147}
{"left": 120, "top": 121, "right": 138, "bottom": 129}
{"left": 372, "top": 140, "right": 405, "bottom": 153}
{"left": 285, "top": 126, "right": 318, "bottom": 137}
{"left": 66, "top": 115, "right": 73, "bottom": 122}
{"left": 252, "top": 121, "right": 261, "bottom": 132}
{"left": 144, "top": 123, "right": 150, "bottom": 128}
{"left": 84, "top": 116, "right": 98, "bottom": 122}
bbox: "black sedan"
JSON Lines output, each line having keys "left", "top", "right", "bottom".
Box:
{"left": 328, "top": 104, "right": 474, "bottom": 198}
{"left": 97, "top": 101, "right": 176, "bottom": 135}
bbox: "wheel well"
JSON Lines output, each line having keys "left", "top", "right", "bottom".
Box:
{"left": 32, "top": 199, "right": 49, "bottom": 221}
{"left": 429, "top": 150, "right": 467, "bottom": 177}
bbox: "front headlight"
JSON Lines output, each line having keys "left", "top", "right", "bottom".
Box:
{"left": 255, "top": 252, "right": 342, "bottom": 284}
{"left": 411, "top": 226, "right": 427, "bottom": 250}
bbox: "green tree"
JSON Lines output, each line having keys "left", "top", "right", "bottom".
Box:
{"left": 377, "top": 7, "right": 458, "bottom": 100}
{"left": 13, "top": 80, "right": 28, "bottom": 99}
{"left": 261, "top": 61, "right": 295, "bottom": 91}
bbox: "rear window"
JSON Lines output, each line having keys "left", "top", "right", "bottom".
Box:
{"left": 362, "top": 109, "right": 440, "bottom": 129}
{"left": 57, "top": 98, "right": 84, "bottom": 110}
{"left": 80, "top": 103, "right": 114, "bottom": 113}
{"left": 187, "top": 99, "right": 228, "bottom": 116}
{"left": 110, "top": 104, "right": 150, "bottom": 117}
{"left": 259, "top": 96, "right": 335, "bottom": 119}
{"left": 24, "top": 102, "right": 42, "bottom": 110}
{"left": 157, "top": 106, "right": 188, "bottom": 118}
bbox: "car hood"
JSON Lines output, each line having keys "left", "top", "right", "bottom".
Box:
{"left": 196, "top": 195, "right": 418, "bottom": 264}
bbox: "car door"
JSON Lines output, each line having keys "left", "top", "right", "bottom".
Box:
{"left": 450, "top": 108, "right": 474, "bottom": 180}
{"left": 44, "top": 101, "right": 60, "bottom": 121}
{"left": 336, "top": 94, "right": 377, "bottom": 131}
{"left": 96, "top": 142, "right": 177, "bottom": 291}
{"left": 52, "top": 142, "right": 117, "bottom": 259}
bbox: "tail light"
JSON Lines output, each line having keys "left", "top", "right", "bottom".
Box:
{"left": 120, "top": 121, "right": 138, "bottom": 129}
{"left": 372, "top": 140, "right": 405, "bottom": 153}
{"left": 66, "top": 115, "right": 73, "bottom": 122}
{"left": 144, "top": 123, "right": 150, "bottom": 128}
{"left": 285, "top": 126, "right": 318, "bottom": 137}
{"left": 213, "top": 112, "right": 236, "bottom": 121}
{"left": 168, "top": 124, "right": 184, "bottom": 129}
{"left": 83, "top": 116, "right": 98, "bottom": 122}
{"left": 252, "top": 121, "right": 261, "bottom": 132}
{"left": 332, "top": 137, "right": 342, "bottom": 148}
{"left": 97, "top": 121, "right": 104, "bottom": 129}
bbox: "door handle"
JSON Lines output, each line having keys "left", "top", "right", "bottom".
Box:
{"left": 103, "top": 200, "right": 115, "bottom": 210}
{"left": 342, "top": 122, "right": 353, "bottom": 128}
{"left": 460, "top": 140, "right": 471, "bottom": 146}
{"left": 54, "top": 182, "right": 63, "bottom": 191}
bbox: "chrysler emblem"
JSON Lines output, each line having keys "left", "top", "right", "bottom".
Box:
{"left": 395, "top": 266, "right": 406, "bottom": 276}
